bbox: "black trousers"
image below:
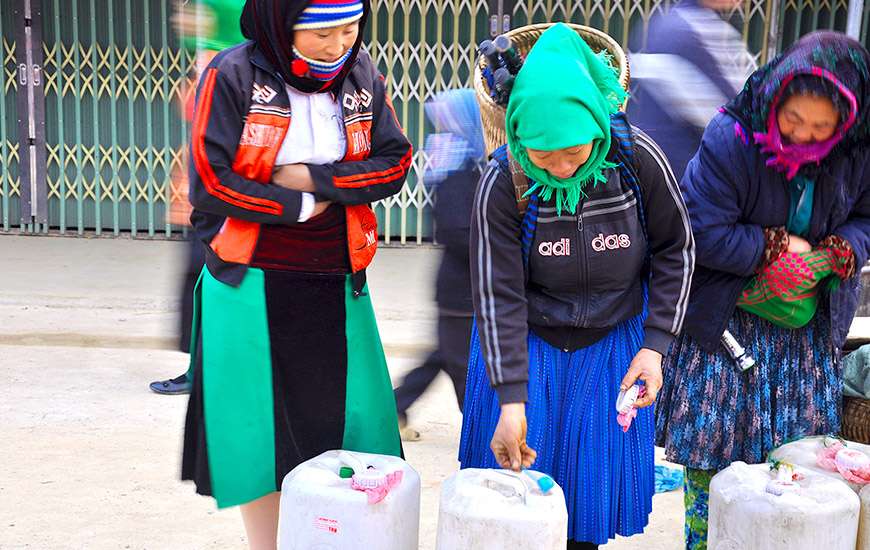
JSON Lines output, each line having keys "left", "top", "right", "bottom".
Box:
{"left": 394, "top": 314, "right": 472, "bottom": 416}
{"left": 179, "top": 237, "right": 205, "bottom": 354}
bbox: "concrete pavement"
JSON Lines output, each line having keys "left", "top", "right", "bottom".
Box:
{"left": 0, "top": 234, "right": 684, "bottom": 549}
{"left": 0, "top": 235, "right": 439, "bottom": 356}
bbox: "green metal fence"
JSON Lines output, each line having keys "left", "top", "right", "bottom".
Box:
{"left": 40, "top": 0, "right": 193, "bottom": 237}
{"left": 366, "top": 0, "right": 489, "bottom": 242}
{"left": 777, "top": 0, "right": 852, "bottom": 51}
{"left": 0, "top": 0, "right": 867, "bottom": 242}
{"left": 1, "top": 2, "right": 20, "bottom": 232}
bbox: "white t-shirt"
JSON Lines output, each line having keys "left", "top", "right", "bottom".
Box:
{"left": 275, "top": 85, "right": 347, "bottom": 165}
{"left": 275, "top": 86, "right": 346, "bottom": 222}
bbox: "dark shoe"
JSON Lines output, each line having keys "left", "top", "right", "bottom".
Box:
{"left": 149, "top": 373, "right": 191, "bottom": 395}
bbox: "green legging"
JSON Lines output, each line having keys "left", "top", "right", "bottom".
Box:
{"left": 684, "top": 468, "right": 717, "bottom": 550}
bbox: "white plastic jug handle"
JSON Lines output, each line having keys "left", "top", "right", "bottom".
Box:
{"left": 337, "top": 451, "right": 367, "bottom": 474}
{"left": 479, "top": 469, "right": 529, "bottom": 505}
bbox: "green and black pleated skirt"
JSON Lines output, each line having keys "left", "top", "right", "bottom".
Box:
{"left": 181, "top": 265, "right": 402, "bottom": 508}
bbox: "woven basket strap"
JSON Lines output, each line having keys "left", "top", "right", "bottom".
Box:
{"left": 506, "top": 147, "right": 529, "bottom": 214}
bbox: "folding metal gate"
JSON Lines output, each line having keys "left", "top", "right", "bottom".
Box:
{"left": 0, "top": 0, "right": 867, "bottom": 242}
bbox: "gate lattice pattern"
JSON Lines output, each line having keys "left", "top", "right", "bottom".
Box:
{"left": 1, "top": 4, "right": 19, "bottom": 233}
{"left": 0, "top": 0, "right": 867, "bottom": 242}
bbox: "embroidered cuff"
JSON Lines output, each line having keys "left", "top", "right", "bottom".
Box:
{"left": 758, "top": 226, "right": 789, "bottom": 273}
{"left": 820, "top": 235, "right": 857, "bottom": 280}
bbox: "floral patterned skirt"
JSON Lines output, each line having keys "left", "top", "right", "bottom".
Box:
{"left": 655, "top": 306, "right": 840, "bottom": 471}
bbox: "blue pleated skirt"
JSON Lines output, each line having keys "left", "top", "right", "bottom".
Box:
{"left": 459, "top": 314, "right": 655, "bottom": 545}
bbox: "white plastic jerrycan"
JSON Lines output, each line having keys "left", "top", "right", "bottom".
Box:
{"left": 708, "top": 461, "right": 860, "bottom": 550}
{"left": 769, "top": 436, "right": 870, "bottom": 493}
{"left": 860, "top": 485, "right": 870, "bottom": 550}
{"left": 278, "top": 450, "right": 420, "bottom": 550}
{"left": 770, "top": 435, "right": 870, "bottom": 550}
{"left": 435, "top": 468, "right": 568, "bottom": 550}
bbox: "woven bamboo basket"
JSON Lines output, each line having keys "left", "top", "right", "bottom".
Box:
{"left": 474, "top": 23, "right": 630, "bottom": 156}
{"left": 842, "top": 396, "right": 870, "bottom": 445}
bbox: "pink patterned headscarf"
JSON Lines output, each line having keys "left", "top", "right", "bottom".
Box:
{"left": 753, "top": 68, "right": 859, "bottom": 180}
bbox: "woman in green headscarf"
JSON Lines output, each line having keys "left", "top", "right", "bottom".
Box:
{"left": 459, "top": 23, "right": 695, "bottom": 548}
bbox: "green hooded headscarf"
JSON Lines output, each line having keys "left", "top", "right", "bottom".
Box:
{"left": 506, "top": 23, "right": 626, "bottom": 214}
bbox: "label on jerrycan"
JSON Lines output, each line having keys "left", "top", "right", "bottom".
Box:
{"left": 313, "top": 516, "right": 340, "bottom": 534}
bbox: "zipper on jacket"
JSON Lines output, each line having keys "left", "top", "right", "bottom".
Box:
{"left": 575, "top": 209, "right": 588, "bottom": 327}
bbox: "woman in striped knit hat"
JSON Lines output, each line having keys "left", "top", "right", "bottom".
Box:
{"left": 180, "top": 0, "right": 412, "bottom": 547}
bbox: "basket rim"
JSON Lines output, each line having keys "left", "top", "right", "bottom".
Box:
{"left": 842, "top": 397, "right": 870, "bottom": 442}
{"left": 844, "top": 396, "right": 870, "bottom": 410}
{"left": 473, "top": 23, "right": 630, "bottom": 156}
{"left": 473, "top": 22, "right": 630, "bottom": 109}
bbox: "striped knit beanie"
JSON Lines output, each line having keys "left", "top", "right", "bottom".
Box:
{"left": 293, "top": 0, "right": 364, "bottom": 30}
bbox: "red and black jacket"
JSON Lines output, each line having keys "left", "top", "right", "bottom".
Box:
{"left": 188, "top": 42, "right": 412, "bottom": 287}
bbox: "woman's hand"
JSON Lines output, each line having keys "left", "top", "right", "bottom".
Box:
{"left": 311, "top": 201, "right": 332, "bottom": 218}
{"left": 490, "top": 402, "right": 537, "bottom": 472}
{"left": 787, "top": 234, "right": 812, "bottom": 254}
{"left": 619, "top": 348, "right": 663, "bottom": 408}
{"left": 273, "top": 164, "right": 316, "bottom": 193}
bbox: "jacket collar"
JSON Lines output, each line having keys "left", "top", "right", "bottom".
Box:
{"left": 250, "top": 44, "right": 283, "bottom": 82}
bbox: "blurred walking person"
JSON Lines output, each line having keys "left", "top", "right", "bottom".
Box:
{"left": 628, "top": 0, "right": 756, "bottom": 180}
{"left": 150, "top": 0, "right": 245, "bottom": 395}
{"left": 393, "top": 89, "right": 484, "bottom": 440}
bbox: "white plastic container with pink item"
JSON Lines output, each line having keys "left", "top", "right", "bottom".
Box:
{"left": 769, "top": 435, "right": 870, "bottom": 549}
{"left": 708, "top": 461, "right": 860, "bottom": 550}
{"left": 769, "top": 436, "right": 870, "bottom": 492}
{"left": 278, "top": 450, "right": 420, "bottom": 550}
{"left": 435, "top": 468, "right": 568, "bottom": 550}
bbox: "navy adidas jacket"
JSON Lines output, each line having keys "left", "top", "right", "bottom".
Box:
{"left": 471, "top": 123, "right": 695, "bottom": 404}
